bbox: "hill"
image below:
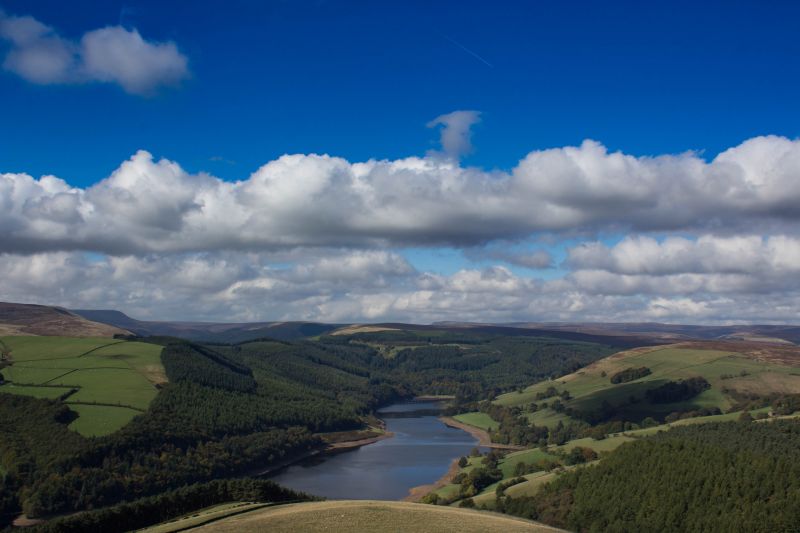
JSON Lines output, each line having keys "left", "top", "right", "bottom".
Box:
{"left": 498, "top": 322, "right": 800, "bottom": 344}
{"left": 498, "top": 420, "right": 800, "bottom": 532}
{"left": 494, "top": 340, "right": 800, "bottom": 428}
{"left": 71, "top": 308, "right": 341, "bottom": 342}
{"left": 0, "top": 302, "right": 129, "bottom": 337}
{"left": 333, "top": 322, "right": 665, "bottom": 349}
{"left": 179, "top": 500, "right": 561, "bottom": 533}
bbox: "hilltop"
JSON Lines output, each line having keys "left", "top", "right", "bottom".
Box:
{"left": 164, "top": 500, "right": 561, "bottom": 533}
{"left": 0, "top": 302, "right": 129, "bottom": 337}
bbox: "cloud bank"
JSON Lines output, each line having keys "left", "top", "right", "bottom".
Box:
{"left": 0, "top": 9, "right": 188, "bottom": 94}
{"left": 2, "top": 135, "right": 800, "bottom": 255}
{"left": 2, "top": 134, "right": 800, "bottom": 323}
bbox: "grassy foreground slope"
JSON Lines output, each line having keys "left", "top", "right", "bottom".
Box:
{"left": 0, "top": 336, "right": 165, "bottom": 436}
{"left": 188, "top": 501, "right": 561, "bottom": 533}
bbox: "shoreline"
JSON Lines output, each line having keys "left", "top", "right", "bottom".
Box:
{"left": 250, "top": 430, "right": 395, "bottom": 478}
{"left": 412, "top": 394, "right": 456, "bottom": 402}
{"left": 439, "top": 416, "right": 525, "bottom": 450}
{"left": 404, "top": 457, "right": 460, "bottom": 502}
{"left": 326, "top": 430, "right": 394, "bottom": 451}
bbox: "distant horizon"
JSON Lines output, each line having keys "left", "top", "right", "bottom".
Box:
{"left": 8, "top": 300, "right": 800, "bottom": 328}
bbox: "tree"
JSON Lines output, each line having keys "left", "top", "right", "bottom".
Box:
{"left": 459, "top": 497, "right": 476, "bottom": 508}
{"left": 421, "top": 493, "right": 440, "bottom": 505}
{"left": 641, "top": 417, "right": 659, "bottom": 428}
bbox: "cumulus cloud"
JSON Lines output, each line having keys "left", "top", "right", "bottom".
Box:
{"left": 4, "top": 136, "right": 800, "bottom": 255}
{"left": 567, "top": 235, "right": 800, "bottom": 276}
{"left": 3, "top": 133, "right": 800, "bottom": 323}
{"left": 2, "top": 249, "right": 799, "bottom": 324}
{"left": 0, "top": 9, "right": 188, "bottom": 94}
{"left": 427, "top": 110, "right": 481, "bottom": 159}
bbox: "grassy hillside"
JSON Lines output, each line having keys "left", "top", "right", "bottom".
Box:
{"left": 0, "top": 302, "right": 128, "bottom": 337}
{"left": 185, "top": 500, "right": 560, "bottom": 532}
{"left": 0, "top": 336, "right": 165, "bottom": 436}
{"left": 495, "top": 342, "right": 800, "bottom": 427}
{"left": 426, "top": 340, "right": 800, "bottom": 511}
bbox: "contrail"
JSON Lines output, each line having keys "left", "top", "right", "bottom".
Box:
{"left": 444, "top": 36, "right": 494, "bottom": 68}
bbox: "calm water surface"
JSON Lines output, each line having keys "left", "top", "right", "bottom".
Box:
{"left": 268, "top": 401, "right": 479, "bottom": 500}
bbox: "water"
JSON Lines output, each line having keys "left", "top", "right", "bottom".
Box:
{"left": 268, "top": 401, "right": 480, "bottom": 500}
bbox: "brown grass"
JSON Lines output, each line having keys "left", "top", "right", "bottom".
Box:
{"left": 189, "top": 500, "right": 563, "bottom": 533}
{"left": 140, "top": 363, "right": 168, "bottom": 386}
{"left": 0, "top": 302, "right": 129, "bottom": 338}
{"left": 673, "top": 340, "right": 800, "bottom": 367}
{"left": 724, "top": 372, "right": 800, "bottom": 395}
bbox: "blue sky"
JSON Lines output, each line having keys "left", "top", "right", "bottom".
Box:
{"left": 3, "top": 1, "right": 800, "bottom": 183}
{"left": 2, "top": 1, "right": 800, "bottom": 323}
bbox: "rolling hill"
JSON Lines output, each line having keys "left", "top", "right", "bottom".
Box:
{"left": 495, "top": 340, "right": 800, "bottom": 427}
{"left": 71, "top": 308, "right": 342, "bottom": 342}
{"left": 0, "top": 302, "right": 129, "bottom": 337}
{"left": 498, "top": 322, "right": 800, "bottom": 344}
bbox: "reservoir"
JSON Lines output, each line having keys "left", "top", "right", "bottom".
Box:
{"left": 268, "top": 400, "right": 480, "bottom": 500}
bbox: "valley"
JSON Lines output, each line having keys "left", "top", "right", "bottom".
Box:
{"left": 1, "top": 302, "right": 800, "bottom": 532}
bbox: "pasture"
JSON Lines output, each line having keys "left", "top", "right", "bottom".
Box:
{"left": 453, "top": 412, "right": 498, "bottom": 431}
{"left": 0, "top": 336, "right": 165, "bottom": 436}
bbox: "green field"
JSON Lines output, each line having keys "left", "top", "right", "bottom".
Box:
{"left": 454, "top": 412, "right": 498, "bottom": 431}
{"left": 433, "top": 447, "right": 560, "bottom": 505}
{"left": 497, "top": 448, "right": 559, "bottom": 477}
{"left": 67, "top": 403, "right": 148, "bottom": 437}
{"left": 183, "top": 500, "right": 560, "bottom": 532}
{"left": 0, "top": 336, "right": 165, "bottom": 436}
{"left": 472, "top": 470, "right": 563, "bottom": 508}
{"left": 495, "top": 346, "right": 800, "bottom": 428}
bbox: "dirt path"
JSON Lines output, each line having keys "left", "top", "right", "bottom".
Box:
{"left": 439, "top": 416, "right": 525, "bottom": 450}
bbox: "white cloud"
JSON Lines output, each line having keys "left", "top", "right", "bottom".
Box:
{"left": 2, "top": 246, "right": 798, "bottom": 324}
{"left": 4, "top": 136, "right": 800, "bottom": 255}
{"left": 0, "top": 9, "right": 188, "bottom": 94}
{"left": 3, "top": 133, "right": 800, "bottom": 324}
{"left": 567, "top": 235, "right": 800, "bottom": 276}
{"left": 427, "top": 110, "right": 481, "bottom": 159}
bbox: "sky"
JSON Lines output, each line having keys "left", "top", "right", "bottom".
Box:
{"left": 1, "top": 1, "right": 800, "bottom": 324}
